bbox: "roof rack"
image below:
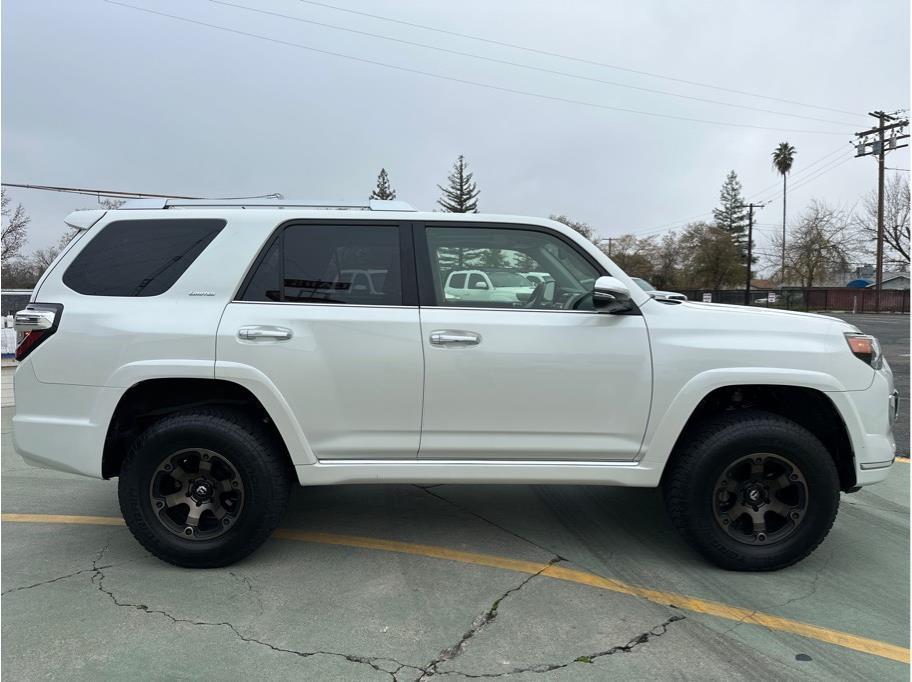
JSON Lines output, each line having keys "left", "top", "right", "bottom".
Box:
{"left": 117, "top": 198, "right": 416, "bottom": 212}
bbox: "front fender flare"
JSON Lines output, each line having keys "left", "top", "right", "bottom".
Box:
{"left": 640, "top": 367, "right": 849, "bottom": 468}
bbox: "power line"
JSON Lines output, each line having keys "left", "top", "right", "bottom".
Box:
{"left": 1, "top": 182, "right": 283, "bottom": 201}
{"left": 753, "top": 151, "right": 855, "bottom": 205}
{"left": 624, "top": 212, "right": 714, "bottom": 237}
{"left": 778, "top": 155, "right": 855, "bottom": 196}
{"left": 293, "top": 0, "right": 866, "bottom": 120}
{"left": 1, "top": 182, "right": 199, "bottom": 199}
{"left": 622, "top": 148, "right": 857, "bottom": 239}
{"left": 746, "top": 143, "right": 852, "bottom": 201}
{"left": 105, "top": 1, "right": 853, "bottom": 136}
{"left": 211, "top": 0, "right": 857, "bottom": 128}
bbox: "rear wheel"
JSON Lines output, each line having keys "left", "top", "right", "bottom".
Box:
{"left": 118, "top": 409, "right": 291, "bottom": 568}
{"left": 663, "top": 410, "right": 840, "bottom": 571}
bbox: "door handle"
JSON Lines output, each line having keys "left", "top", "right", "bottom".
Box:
{"left": 238, "top": 326, "right": 293, "bottom": 341}
{"left": 429, "top": 330, "right": 481, "bottom": 346}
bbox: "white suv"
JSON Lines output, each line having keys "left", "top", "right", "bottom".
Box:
{"left": 13, "top": 199, "right": 898, "bottom": 571}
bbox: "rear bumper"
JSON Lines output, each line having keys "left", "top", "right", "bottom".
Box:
{"left": 11, "top": 361, "right": 119, "bottom": 478}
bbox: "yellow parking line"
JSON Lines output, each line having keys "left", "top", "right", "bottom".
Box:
{"left": 2, "top": 513, "right": 125, "bottom": 526}
{"left": 4, "top": 513, "right": 909, "bottom": 664}
{"left": 896, "top": 456, "right": 910, "bottom": 463}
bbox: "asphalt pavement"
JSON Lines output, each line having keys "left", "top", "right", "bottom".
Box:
{"left": 1, "top": 313, "right": 908, "bottom": 680}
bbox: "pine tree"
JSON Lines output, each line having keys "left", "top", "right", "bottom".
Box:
{"left": 712, "top": 170, "right": 750, "bottom": 258}
{"left": 437, "top": 155, "right": 479, "bottom": 213}
{"left": 369, "top": 168, "right": 397, "bottom": 201}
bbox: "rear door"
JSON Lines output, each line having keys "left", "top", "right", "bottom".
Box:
{"left": 415, "top": 222, "right": 652, "bottom": 461}
{"left": 216, "top": 220, "right": 423, "bottom": 460}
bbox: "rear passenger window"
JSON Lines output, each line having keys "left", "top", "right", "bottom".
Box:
{"left": 240, "top": 224, "right": 402, "bottom": 305}
{"left": 63, "top": 219, "right": 225, "bottom": 297}
{"left": 450, "top": 273, "right": 466, "bottom": 288}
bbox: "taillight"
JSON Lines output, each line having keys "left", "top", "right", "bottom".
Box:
{"left": 14, "top": 303, "right": 63, "bottom": 361}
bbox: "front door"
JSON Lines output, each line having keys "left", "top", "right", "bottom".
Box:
{"left": 217, "top": 220, "right": 423, "bottom": 460}
{"left": 416, "top": 223, "right": 652, "bottom": 461}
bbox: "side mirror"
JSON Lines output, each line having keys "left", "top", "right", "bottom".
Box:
{"left": 593, "top": 276, "right": 634, "bottom": 313}
{"left": 473, "top": 281, "right": 489, "bottom": 290}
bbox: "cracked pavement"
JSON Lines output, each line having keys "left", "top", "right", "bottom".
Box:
{"left": 2, "top": 316, "right": 909, "bottom": 680}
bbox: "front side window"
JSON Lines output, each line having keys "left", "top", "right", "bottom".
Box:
{"left": 425, "top": 226, "right": 601, "bottom": 310}
{"left": 467, "top": 273, "right": 487, "bottom": 289}
{"left": 240, "top": 224, "right": 402, "bottom": 305}
{"left": 63, "top": 219, "right": 226, "bottom": 297}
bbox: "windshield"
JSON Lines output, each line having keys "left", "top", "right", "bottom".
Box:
{"left": 632, "top": 277, "right": 655, "bottom": 291}
{"left": 489, "top": 272, "right": 533, "bottom": 288}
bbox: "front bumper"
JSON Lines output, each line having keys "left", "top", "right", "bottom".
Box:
{"left": 827, "top": 369, "right": 898, "bottom": 487}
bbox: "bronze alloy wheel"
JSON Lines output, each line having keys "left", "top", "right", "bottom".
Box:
{"left": 712, "top": 452, "right": 809, "bottom": 546}
{"left": 148, "top": 448, "right": 245, "bottom": 540}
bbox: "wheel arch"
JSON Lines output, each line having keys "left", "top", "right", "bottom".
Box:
{"left": 102, "top": 377, "right": 309, "bottom": 479}
{"left": 657, "top": 383, "right": 856, "bottom": 491}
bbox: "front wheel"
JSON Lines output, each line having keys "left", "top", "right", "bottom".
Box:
{"left": 663, "top": 410, "right": 840, "bottom": 571}
{"left": 118, "top": 409, "right": 292, "bottom": 568}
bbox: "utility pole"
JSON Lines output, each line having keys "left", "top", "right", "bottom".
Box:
{"left": 741, "top": 202, "right": 765, "bottom": 305}
{"left": 606, "top": 237, "right": 614, "bottom": 257}
{"left": 854, "top": 111, "right": 909, "bottom": 312}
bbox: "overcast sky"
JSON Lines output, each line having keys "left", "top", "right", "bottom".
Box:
{"left": 3, "top": 0, "right": 909, "bottom": 273}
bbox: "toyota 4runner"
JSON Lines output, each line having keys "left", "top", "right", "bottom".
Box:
{"left": 12, "top": 198, "right": 899, "bottom": 570}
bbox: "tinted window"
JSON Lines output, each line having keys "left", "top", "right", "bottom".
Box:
{"left": 426, "top": 226, "right": 600, "bottom": 310}
{"left": 449, "top": 273, "right": 466, "bottom": 288}
{"left": 241, "top": 237, "right": 281, "bottom": 301}
{"left": 63, "top": 219, "right": 225, "bottom": 297}
{"left": 241, "top": 224, "right": 402, "bottom": 305}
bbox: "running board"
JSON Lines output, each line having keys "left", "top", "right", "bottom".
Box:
{"left": 295, "top": 459, "right": 661, "bottom": 488}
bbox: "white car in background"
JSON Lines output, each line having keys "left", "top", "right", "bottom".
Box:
{"left": 444, "top": 269, "right": 535, "bottom": 305}
{"left": 521, "top": 272, "right": 554, "bottom": 286}
{"left": 631, "top": 277, "right": 688, "bottom": 302}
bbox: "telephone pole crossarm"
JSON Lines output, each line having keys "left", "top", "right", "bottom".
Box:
{"left": 853, "top": 110, "right": 909, "bottom": 313}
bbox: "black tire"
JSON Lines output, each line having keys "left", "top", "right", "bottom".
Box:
{"left": 118, "top": 409, "right": 292, "bottom": 568}
{"left": 663, "top": 410, "right": 839, "bottom": 571}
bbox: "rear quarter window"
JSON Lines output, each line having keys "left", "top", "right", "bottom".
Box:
{"left": 62, "top": 219, "right": 226, "bottom": 296}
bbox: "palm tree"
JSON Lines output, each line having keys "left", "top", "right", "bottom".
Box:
{"left": 772, "top": 142, "right": 796, "bottom": 284}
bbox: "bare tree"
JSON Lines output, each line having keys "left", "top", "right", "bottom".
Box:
{"left": 599, "top": 233, "right": 656, "bottom": 278}
{"left": 647, "top": 231, "right": 682, "bottom": 289}
{"left": 31, "top": 231, "right": 78, "bottom": 270}
{"left": 2, "top": 188, "right": 30, "bottom": 265}
{"left": 772, "top": 200, "right": 859, "bottom": 287}
{"left": 856, "top": 173, "right": 910, "bottom": 266}
{"left": 98, "top": 197, "right": 126, "bottom": 210}
{"left": 550, "top": 214, "right": 598, "bottom": 244}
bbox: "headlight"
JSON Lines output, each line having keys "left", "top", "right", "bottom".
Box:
{"left": 844, "top": 332, "right": 883, "bottom": 369}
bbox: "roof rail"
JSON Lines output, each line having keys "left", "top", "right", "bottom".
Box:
{"left": 117, "top": 198, "right": 416, "bottom": 212}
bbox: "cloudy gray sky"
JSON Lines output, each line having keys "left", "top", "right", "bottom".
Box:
{"left": 3, "top": 0, "right": 909, "bottom": 273}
